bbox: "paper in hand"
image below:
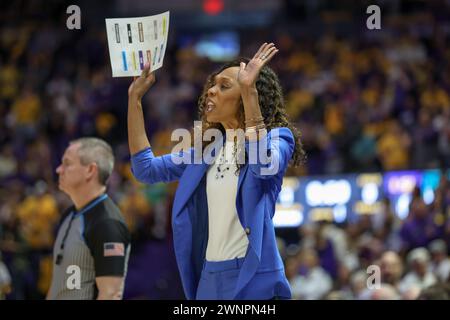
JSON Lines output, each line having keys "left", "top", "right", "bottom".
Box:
{"left": 105, "top": 11, "right": 169, "bottom": 77}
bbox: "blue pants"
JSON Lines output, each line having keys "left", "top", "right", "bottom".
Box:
{"left": 196, "top": 257, "right": 245, "bottom": 300}
{"left": 195, "top": 257, "right": 291, "bottom": 300}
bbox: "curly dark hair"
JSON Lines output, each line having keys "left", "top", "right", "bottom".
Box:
{"left": 197, "top": 58, "right": 306, "bottom": 168}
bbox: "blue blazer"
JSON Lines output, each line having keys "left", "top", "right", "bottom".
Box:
{"left": 131, "top": 127, "right": 294, "bottom": 300}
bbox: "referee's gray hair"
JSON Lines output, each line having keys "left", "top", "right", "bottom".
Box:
{"left": 70, "top": 137, "right": 114, "bottom": 185}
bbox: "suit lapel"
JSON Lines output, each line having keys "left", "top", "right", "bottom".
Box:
{"left": 172, "top": 137, "right": 224, "bottom": 217}
{"left": 172, "top": 163, "right": 209, "bottom": 218}
{"left": 235, "top": 164, "right": 248, "bottom": 226}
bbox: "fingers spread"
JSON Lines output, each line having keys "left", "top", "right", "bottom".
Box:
{"left": 262, "top": 43, "right": 275, "bottom": 55}
{"left": 264, "top": 48, "right": 279, "bottom": 63}
{"left": 253, "top": 42, "right": 278, "bottom": 62}
{"left": 265, "top": 46, "right": 278, "bottom": 57}
{"left": 253, "top": 42, "right": 268, "bottom": 59}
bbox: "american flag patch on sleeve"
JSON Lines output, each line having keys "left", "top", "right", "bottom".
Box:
{"left": 103, "top": 242, "right": 125, "bottom": 257}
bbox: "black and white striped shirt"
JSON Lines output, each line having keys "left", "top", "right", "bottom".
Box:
{"left": 48, "top": 194, "right": 131, "bottom": 300}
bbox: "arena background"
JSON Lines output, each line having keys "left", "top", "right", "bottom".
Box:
{"left": 0, "top": 0, "right": 449, "bottom": 300}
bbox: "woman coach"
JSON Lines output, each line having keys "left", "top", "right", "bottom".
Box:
{"left": 127, "top": 43, "right": 305, "bottom": 300}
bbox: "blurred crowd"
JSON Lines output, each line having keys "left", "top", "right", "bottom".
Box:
{"left": 0, "top": 1, "right": 449, "bottom": 299}
{"left": 283, "top": 180, "right": 450, "bottom": 300}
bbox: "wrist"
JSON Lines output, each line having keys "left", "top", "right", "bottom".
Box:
{"left": 128, "top": 94, "right": 142, "bottom": 103}
{"left": 240, "top": 84, "right": 258, "bottom": 95}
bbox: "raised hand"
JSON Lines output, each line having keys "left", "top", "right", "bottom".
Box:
{"left": 237, "top": 42, "right": 279, "bottom": 88}
{"left": 128, "top": 62, "right": 156, "bottom": 100}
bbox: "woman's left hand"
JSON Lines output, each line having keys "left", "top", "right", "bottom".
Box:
{"left": 237, "top": 42, "right": 279, "bottom": 88}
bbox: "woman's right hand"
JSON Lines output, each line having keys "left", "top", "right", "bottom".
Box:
{"left": 128, "top": 63, "right": 156, "bottom": 100}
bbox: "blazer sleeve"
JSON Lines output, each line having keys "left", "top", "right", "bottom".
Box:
{"left": 244, "top": 127, "right": 295, "bottom": 180}
{"left": 130, "top": 147, "right": 190, "bottom": 184}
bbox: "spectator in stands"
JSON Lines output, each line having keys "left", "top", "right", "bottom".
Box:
{"left": 0, "top": 251, "right": 12, "bottom": 299}
{"left": 315, "top": 222, "right": 339, "bottom": 279}
{"left": 429, "top": 239, "right": 450, "bottom": 283}
{"left": 400, "top": 197, "right": 441, "bottom": 252}
{"left": 348, "top": 270, "right": 368, "bottom": 300}
{"left": 290, "top": 248, "right": 333, "bottom": 299}
{"left": 376, "top": 120, "right": 411, "bottom": 171}
{"left": 380, "top": 251, "right": 403, "bottom": 289}
{"left": 417, "top": 283, "right": 450, "bottom": 300}
{"left": 369, "top": 284, "right": 401, "bottom": 300}
{"left": 398, "top": 247, "right": 437, "bottom": 295}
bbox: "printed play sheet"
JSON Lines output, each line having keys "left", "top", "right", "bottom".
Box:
{"left": 105, "top": 11, "right": 169, "bottom": 77}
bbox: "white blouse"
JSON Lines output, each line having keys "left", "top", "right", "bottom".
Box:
{"left": 205, "top": 140, "right": 249, "bottom": 261}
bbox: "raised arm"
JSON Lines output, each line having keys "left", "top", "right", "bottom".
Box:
{"left": 237, "top": 43, "right": 294, "bottom": 179}
{"left": 128, "top": 63, "right": 155, "bottom": 155}
{"left": 127, "top": 63, "right": 188, "bottom": 184}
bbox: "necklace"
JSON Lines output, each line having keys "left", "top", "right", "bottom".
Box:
{"left": 215, "top": 141, "right": 237, "bottom": 180}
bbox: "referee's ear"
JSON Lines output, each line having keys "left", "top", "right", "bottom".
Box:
{"left": 86, "top": 162, "right": 100, "bottom": 183}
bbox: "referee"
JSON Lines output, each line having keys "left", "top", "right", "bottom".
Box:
{"left": 47, "top": 138, "right": 131, "bottom": 300}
